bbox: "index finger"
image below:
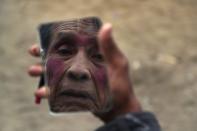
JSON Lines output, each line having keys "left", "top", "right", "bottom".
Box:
{"left": 98, "top": 23, "right": 128, "bottom": 70}
{"left": 28, "top": 44, "right": 41, "bottom": 57}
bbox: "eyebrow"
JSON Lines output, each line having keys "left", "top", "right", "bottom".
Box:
{"left": 88, "top": 37, "right": 99, "bottom": 48}
{"left": 51, "top": 32, "right": 77, "bottom": 48}
{"left": 56, "top": 32, "right": 76, "bottom": 42}
{"left": 59, "top": 31, "right": 76, "bottom": 37}
{"left": 50, "top": 31, "right": 99, "bottom": 50}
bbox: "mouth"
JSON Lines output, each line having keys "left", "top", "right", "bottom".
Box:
{"left": 59, "top": 89, "right": 95, "bottom": 101}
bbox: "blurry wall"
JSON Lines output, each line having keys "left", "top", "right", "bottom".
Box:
{"left": 0, "top": 0, "right": 196, "bottom": 131}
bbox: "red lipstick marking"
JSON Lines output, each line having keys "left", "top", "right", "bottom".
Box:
{"left": 35, "top": 96, "right": 41, "bottom": 104}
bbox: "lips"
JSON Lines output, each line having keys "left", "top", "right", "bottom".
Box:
{"left": 59, "top": 89, "right": 95, "bottom": 102}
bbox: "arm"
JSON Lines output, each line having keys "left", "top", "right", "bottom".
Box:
{"left": 95, "top": 24, "right": 161, "bottom": 131}
{"left": 28, "top": 23, "right": 161, "bottom": 131}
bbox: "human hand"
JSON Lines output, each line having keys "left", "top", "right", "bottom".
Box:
{"left": 95, "top": 23, "right": 141, "bottom": 122}
{"left": 27, "top": 23, "right": 141, "bottom": 123}
{"left": 28, "top": 44, "right": 49, "bottom": 103}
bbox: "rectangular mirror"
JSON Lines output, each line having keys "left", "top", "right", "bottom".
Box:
{"left": 38, "top": 17, "right": 113, "bottom": 114}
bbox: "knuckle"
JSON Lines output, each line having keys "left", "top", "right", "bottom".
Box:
{"left": 112, "top": 55, "right": 129, "bottom": 75}
{"left": 119, "top": 55, "right": 129, "bottom": 70}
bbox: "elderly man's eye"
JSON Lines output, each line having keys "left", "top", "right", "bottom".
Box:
{"left": 92, "top": 53, "right": 104, "bottom": 62}
{"left": 57, "top": 46, "right": 73, "bottom": 56}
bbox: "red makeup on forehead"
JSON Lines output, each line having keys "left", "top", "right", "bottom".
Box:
{"left": 75, "top": 34, "right": 97, "bottom": 47}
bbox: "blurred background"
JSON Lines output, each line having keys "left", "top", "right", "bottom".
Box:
{"left": 0, "top": 0, "right": 197, "bottom": 131}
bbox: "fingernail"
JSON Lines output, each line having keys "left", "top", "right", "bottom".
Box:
{"left": 104, "top": 23, "right": 112, "bottom": 33}
{"left": 35, "top": 96, "right": 41, "bottom": 104}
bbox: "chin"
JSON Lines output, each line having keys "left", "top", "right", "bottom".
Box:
{"left": 50, "top": 105, "right": 90, "bottom": 112}
{"left": 49, "top": 97, "right": 99, "bottom": 113}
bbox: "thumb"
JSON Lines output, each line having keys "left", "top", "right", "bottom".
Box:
{"left": 98, "top": 23, "right": 125, "bottom": 69}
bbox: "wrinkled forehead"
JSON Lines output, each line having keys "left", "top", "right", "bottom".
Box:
{"left": 39, "top": 17, "right": 102, "bottom": 54}
{"left": 52, "top": 18, "right": 101, "bottom": 35}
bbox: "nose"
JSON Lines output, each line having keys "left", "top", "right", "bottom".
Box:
{"left": 66, "top": 66, "right": 91, "bottom": 82}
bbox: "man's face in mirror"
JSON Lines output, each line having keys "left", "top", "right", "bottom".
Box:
{"left": 40, "top": 18, "right": 112, "bottom": 113}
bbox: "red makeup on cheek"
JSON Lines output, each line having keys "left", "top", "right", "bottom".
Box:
{"left": 46, "top": 57, "right": 65, "bottom": 88}
{"left": 93, "top": 67, "right": 109, "bottom": 106}
{"left": 93, "top": 67, "right": 108, "bottom": 89}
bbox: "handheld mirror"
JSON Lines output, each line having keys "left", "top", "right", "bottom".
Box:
{"left": 38, "top": 17, "right": 113, "bottom": 114}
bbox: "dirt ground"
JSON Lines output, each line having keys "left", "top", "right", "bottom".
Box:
{"left": 0, "top": 0, "right": 197, "bottom": 131}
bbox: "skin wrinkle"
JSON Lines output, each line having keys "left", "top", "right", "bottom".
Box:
{"left": 46, "top": 55, "right": 103, "bottom": 112}
{"left": 47, "top": 48, "right": 108, "bottom": 112}
{"left": 46, "top": 57, "right": 65, "bottom": 87}
{"left": 46, "top": 56, "right": 95, "bottom": 109}
{"left": 52, "top": 33, "right": 97, "bottom": 50}
{"left": 92, "top": 67, "right": 112, "bottom": 112}
{"left": 40, "top": 17, "right": 112, "bottom": 113}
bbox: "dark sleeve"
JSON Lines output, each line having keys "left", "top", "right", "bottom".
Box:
{"left": 96, "top": 112, "right": 161, "bottom": 131}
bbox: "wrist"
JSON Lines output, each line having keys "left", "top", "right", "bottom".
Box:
{"left": 95, "top": 97, "right": 142, "bottom": 123}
